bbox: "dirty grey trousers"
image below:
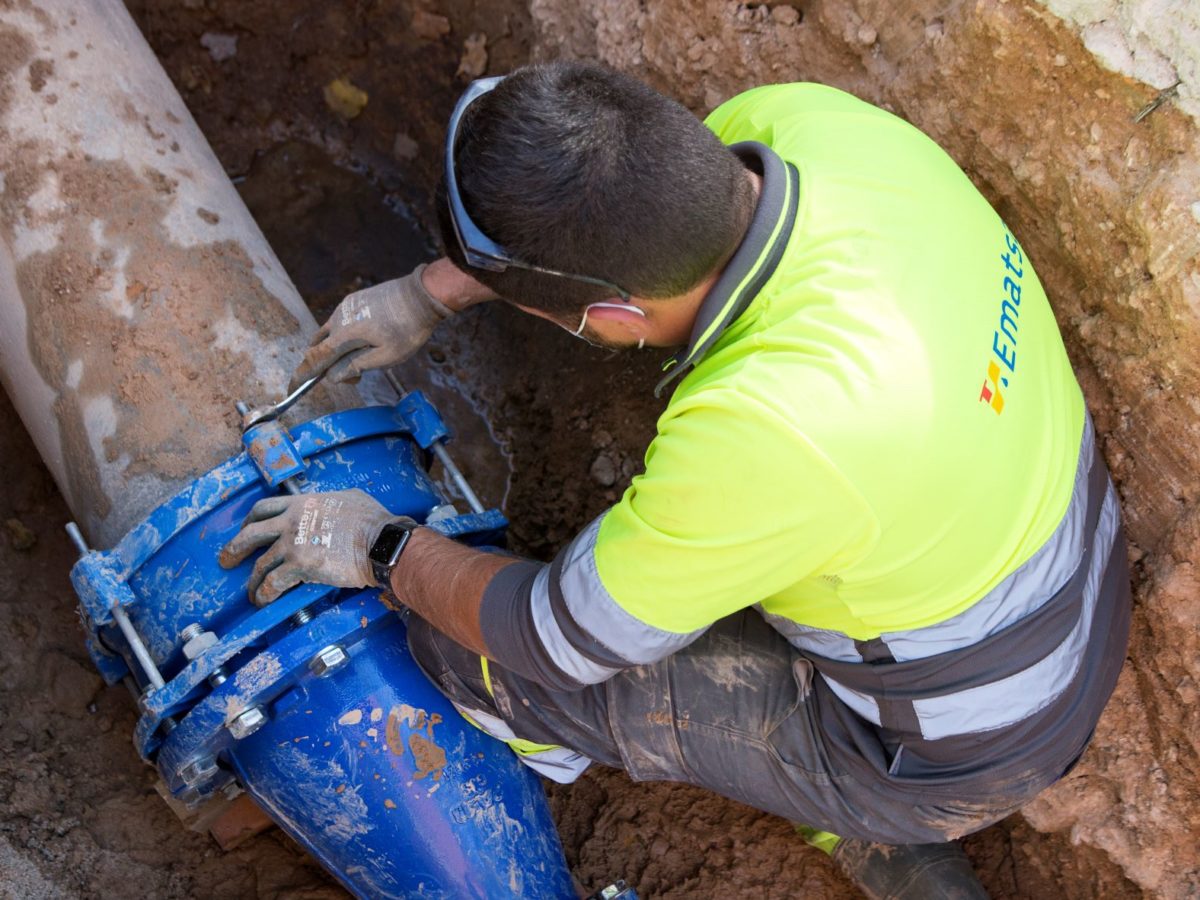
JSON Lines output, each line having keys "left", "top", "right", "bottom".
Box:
{"left": 406, "top": 606, "right": 1086, "bottom": 845}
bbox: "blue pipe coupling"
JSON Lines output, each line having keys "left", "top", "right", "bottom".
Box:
{"left": 68, "top": 396, "right": 574, "bottom": 898}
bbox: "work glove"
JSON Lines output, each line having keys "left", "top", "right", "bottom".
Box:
{"left": 289, "top": 264, "right": 451, "bottom": 391}
{"left": 218, "top": 488, "right": 414, "bottom": 606}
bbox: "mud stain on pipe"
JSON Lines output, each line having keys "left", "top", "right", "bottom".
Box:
{"left": 4, "top": 151, "right": 303, "bottom": 532}
{"left": 408, "top": 731, "right": 447, "bottom": 782}
{"left": 385, "top": 703, "right": 448, "bottom": 780}
{"left": 0, "top": 11, "right": 357, "bottom": 548}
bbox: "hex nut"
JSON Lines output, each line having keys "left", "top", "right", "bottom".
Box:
{"left": 182, "top": 629, "right": 218, "bottom": 661}
{"left": 227, "top": 706, "right": 267, "bottom": 740}
{"left": 180, "top": 756, "right": 218, "bottom": 787}
{"left": 309, "top": 644, "right": 349, "bottom": 678}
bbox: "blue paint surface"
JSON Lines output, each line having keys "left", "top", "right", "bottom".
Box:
{"left": 69, "top": 398, "right": 575, "bottom": 898}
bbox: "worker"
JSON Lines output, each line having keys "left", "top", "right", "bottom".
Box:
{"left": 220, "top": 62, "right": 1131, "bottom": 896}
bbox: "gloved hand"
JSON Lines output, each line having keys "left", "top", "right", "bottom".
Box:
{"left": 218, "top": 488, "right": 414, "bottom": 606}
{"left": 289, "top": 264, "right": 451, "bottom": 391}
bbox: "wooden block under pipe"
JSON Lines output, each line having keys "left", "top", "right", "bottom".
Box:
{"left": 209, "top": 792, "right": 277, "bottom": 850}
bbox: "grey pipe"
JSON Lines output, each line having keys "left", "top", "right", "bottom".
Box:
{"left": 0, "top": 0, "right": 354, "bottom": 549}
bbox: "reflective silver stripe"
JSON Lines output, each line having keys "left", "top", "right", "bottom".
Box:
{"left": 808, "top": 414, "right": 1113, "bottom": 739}
{"left": 512, "top": 746, "right": 592, "bottom": 784}
{"left": 777, "top": 414, "right": 1095, "bottom": 666}
{"left": 912, "top": 481, "right": 1119, "bottom": 738}
{"left": 553, "top": 516, "right": 706, "bottom": 664}
{"left": 450, "top": 703, "right": 592, "bottom": 784}
{"left": 825, "top": 679, "right": 881, "bottom": 724}
{"left": 529, "top": 564, "right": 625, "bottom": 685}
{"left": 756, "top": 612, "right": 863, "bottom": 662}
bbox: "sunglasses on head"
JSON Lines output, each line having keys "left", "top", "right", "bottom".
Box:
{"left": 444, "top": 75, "right": 633, "bottom": 303}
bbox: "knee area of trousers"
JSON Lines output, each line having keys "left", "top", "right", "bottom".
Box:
{"left": 404, "top": 614, "right": 440, "bottom": 673}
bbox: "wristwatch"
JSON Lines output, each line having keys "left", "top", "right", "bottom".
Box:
{"left": 368, "top": 519, "right": 417, "bottom": 589}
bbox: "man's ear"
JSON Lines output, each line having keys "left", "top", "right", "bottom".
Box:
{"left": 584, "top": 302, "right": 650, "bottom": 346}
{"left": 583, "top": 303, "right": 647, "bottom": 325}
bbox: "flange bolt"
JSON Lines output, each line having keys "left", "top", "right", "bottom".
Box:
{"left": 180, "top": 624, "right": 218, "bottom": 661}
{"left": 227, "top": 705, "right": 267, "bottom": 740}
{"left": 309, "top": 644, "right": 349, "bottom": 678}
{"left": 180, "top": 756, "right": 218, "bottom": 787}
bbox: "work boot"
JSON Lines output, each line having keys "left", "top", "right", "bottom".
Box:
{"left": 832, "top": 838, "right": 990, "bottom": 900}
{"left": 796, "top": 826, "right": 990, "bottom": 899}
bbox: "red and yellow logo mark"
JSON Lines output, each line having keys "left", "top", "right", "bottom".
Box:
{"left": 979, "top": 360, "right": 1005, "bottom": 414}
{"left": 979, "top": 229, "right": 1024, "bottom": 416}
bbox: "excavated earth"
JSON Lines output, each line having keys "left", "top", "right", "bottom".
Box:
{"left": 2, "top": 0, "right": 1198, "bottom": 897}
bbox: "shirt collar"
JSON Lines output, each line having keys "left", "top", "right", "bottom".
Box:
{"left": 655, "top": 141, "right": 800, "bottom": 397}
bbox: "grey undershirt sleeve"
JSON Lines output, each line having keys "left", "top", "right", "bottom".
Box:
{"left": 479, "top": 559, "right": 588, "bottom": 693}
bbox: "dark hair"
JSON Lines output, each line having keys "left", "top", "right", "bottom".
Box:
{"left": 438, "top": 61, "right": 755, "bottom": 317}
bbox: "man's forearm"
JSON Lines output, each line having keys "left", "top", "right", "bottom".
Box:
{"left": 386, "top": 527, "right": 513, "bottom": 657}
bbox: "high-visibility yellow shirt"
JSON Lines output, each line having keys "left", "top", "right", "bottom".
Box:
{"left": 594, "top": 83, "right": 1084, "bottom": 640}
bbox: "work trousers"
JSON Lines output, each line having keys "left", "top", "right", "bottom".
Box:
{"left": 408, "top": 608, "right": 1066, "bottom": 845}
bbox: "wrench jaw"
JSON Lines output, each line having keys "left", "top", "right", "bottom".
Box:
{"left": 238, "top": 375, "right": 323, "bottom": 432}
{"left": 239, "top": 405, "right": 276, "bottom": 431}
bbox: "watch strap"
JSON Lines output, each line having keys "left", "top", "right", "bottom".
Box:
{"left": 369, "top": 520, "right": 416, "bottom": 589}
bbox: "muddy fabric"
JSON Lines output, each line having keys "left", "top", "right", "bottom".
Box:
{"left": 289, "top": 263, "right": 450, "bottom": 391}
{"left": 409, "top": 609, "right": 1073, "bottom": 844}
{"left": 412, "top": 432, "right": 1131, "bottom": 843}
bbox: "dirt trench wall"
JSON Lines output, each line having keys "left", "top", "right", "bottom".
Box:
{"left": 527, "top": 0, "right": 1200, "bottom": 894}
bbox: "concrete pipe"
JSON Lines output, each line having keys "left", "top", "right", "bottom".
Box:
{"left": 0, "top": 0, "right": 350, "bottom": 548}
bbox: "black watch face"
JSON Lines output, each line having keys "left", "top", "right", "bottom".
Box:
{"left": 370, "top": 523, "right": 410, "bottom": 565}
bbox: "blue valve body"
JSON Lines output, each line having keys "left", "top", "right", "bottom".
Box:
{"left": 68, "top": 397, "right": 574, "bottom": 899}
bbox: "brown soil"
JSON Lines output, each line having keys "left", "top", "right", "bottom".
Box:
{"left": 0, "top": 387, "right": 342, "bottom": 899}
{"left": 0, "top": 0, "right": 1195, "bottom": 897}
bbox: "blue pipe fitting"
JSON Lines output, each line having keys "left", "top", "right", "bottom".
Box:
{"left": 396, "top": 391, "right": 450, "bottom": 449}
{"left": 242, "top": 417, "right": 307, "bottom": 487}
{"left": 68, "top": 397, "right": 575, "bottom": 898}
